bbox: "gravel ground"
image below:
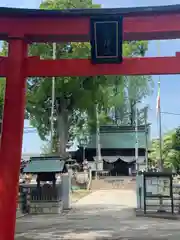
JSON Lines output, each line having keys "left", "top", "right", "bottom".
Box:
{"left": 15, "top": 190, "right": 180, "bottom": 240}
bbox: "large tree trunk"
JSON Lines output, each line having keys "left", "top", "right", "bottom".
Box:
{"left": 57, "top": 111, "right": 69, "bottom": 157}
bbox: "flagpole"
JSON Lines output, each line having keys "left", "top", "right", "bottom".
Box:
{"left": 135, "top": 101, "right": 139, "bottom": 173}
{"left": 157, "top": 41, "right": 163, "bottom": 171}
{"left": 144, "top": 106, "right": 148, "bottom": 169}
{"left": 96, "top": 103, "right": 101, "bottom": 179}
{"left": 155, "top": 41, "right": 164, "bottom": 213}
{"left": 158, "top": 80, "right": 163, "bottom": 170}
{"left": 50, "top": 43, "right": 56, "bottom": 152}
{"left": 41, "top": 0, "right": 56, "bottom": 153}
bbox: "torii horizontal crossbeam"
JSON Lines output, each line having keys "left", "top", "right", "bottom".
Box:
{"left": 1, "top": 55, "right": 180, "bottom": 77}
{"left": 1, "top": 5, "right": 180, "bottom": 41}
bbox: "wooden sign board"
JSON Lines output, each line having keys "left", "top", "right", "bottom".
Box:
{"left": 90, "top": 15, "right": 123, "bottom": 64}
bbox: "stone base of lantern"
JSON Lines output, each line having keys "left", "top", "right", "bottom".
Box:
{"left": 16, "top": 208, "right": 23, "bottom": 218}
{"left": 30, "top": 200, "right": 63, "bottom": 214}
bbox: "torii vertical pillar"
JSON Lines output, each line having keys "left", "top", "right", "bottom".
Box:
{"left": 0, "top": 38, "right": 27, "bottom": 239}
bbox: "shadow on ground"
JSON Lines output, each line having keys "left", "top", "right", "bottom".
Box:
{"left": 16, "top": 203, "right": 180, "bottom": 240}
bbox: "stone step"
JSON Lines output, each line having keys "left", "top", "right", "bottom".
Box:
{"left": 91, "top": 178, "right": 136, "bottom": 190}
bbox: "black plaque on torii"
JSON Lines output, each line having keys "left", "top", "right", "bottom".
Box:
{"left": 90, "top": 15, "right": 123, "bottom": 64}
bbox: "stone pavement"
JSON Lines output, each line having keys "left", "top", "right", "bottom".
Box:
{"left": 15, "top": 190, "right": 180, "bottom": 239}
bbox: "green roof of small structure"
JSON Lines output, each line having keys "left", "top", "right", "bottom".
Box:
{"left": 23, "top": 156, "right": 66, "bottom": 173}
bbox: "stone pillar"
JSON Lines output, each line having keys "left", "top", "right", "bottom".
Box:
{"left": 136, "top": 174, "right": 144, "bottom": 209}
{"left": 61, "top": 173, "right": 71, "bottom": 210}
{"left": 16, "top": 192, "right": 22, "bottom": 218}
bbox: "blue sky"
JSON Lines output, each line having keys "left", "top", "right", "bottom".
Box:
{"left": 1, "top": 0, "right": 180, "bottom": 153}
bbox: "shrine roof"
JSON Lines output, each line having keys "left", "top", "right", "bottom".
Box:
{"left": 99, "top": 124, "right": 150, "bottom": 133}
{"left": 87, "top": 125, "right": 151, "bottom": 149}
{"left": 1, "top": 4, "right": 180, "bottom": 18}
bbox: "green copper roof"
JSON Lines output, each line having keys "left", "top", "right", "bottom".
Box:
{"left": 87, "top": 126, "right": 150, "bottom": 149}
{"left": 23, "top": 158, "right": 65, "bottom": 173}
{"left": 99, "top": 125, "right": 150, "bottom": 133}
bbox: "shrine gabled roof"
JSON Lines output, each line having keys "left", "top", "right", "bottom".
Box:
{"left": 85, "top": 124, "right": 151, "bottom": 149}
{"left": 1, "top": 4, "right": 180, "bottom": 18}
{"left": 99, "top": 124, "right": 150, "bottom": 133}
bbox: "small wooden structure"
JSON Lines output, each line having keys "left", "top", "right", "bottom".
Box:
{"left": 21, "top": 156, "right": 68, "bottom": 214}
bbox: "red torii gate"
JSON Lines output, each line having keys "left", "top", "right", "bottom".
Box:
{"left": 0, "top": 4, "right": 180, "bottom": 239}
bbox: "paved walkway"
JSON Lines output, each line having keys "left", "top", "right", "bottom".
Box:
{"left": 16, "top": 190, "right": 180, "bottom": 239}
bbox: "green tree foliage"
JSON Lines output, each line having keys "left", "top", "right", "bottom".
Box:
{"left": 27, "top": 0, "right": 121, "bottom": 156}
{"left": 0, "top": 78, "right": 5, "bottom": 120}
{"left": 172, "top": 127, "right": 180, "bottom": 150}
{"left": 0, "top": 0, "right": 154, "bottom": 156}
{"left": 0, "top": 43, "right": 8, "bottom": 120}
{"left": 149, "top": 131, "right": 180, "bottom": 171}
{"left": 114, "top": 42, "right": 154, "bottom": 125}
